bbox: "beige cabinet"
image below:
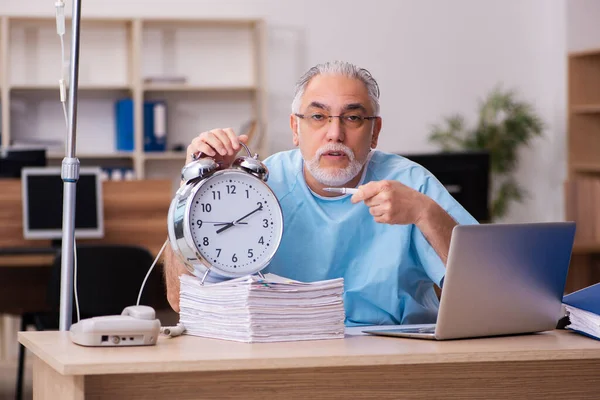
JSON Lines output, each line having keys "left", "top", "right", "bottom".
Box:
{"left": 0, "top": 16, "right": 267, "bottom": 185}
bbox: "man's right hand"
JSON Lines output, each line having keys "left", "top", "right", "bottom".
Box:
{"left": 186, "top": 128, "right": 249, "bottom": 167}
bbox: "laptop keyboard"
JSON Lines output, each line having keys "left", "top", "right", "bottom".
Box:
{"left": 394, "top": 326, "right": 436, "bottom": 334}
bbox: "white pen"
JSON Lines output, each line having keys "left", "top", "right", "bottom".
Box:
{"left": 323, "top": 187, "right": 359, "bottom": 195}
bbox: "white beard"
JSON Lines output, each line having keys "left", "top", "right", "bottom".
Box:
{"left": 303, "top": 142, "right": 365, "bottom": 187}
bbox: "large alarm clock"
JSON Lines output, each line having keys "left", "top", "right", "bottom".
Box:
{"left": 167, "top": 143, "right": 284, "bottom": 283}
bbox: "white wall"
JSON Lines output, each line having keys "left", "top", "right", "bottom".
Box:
{"left": 0, "top": 0, "right": 568, "bottom": 223}
{"left": 568, "top": 0, "right": 600, "bottom": 51}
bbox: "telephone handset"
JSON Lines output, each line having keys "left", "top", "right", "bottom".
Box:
{"left": 69, "top": 305, "right": 161, "bottom": 347}
{"left": 121, "top": 305, "right": 157, "bottom": 320}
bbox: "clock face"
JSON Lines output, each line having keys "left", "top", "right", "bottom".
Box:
{"left": 187, "top": 170, "right": 283, "bottom": 276}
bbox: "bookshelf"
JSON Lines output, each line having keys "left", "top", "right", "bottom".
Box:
{"left": 566, "top": 47, "right": 600, "bottom": 292}
{"left": 0, "top": 16, "right": 267, "bottom": 188}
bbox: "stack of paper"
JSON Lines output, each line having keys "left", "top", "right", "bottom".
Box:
{"left": 563, "top": 282, "right": 600, "bottom": 341}
{"left": 178, "top": 273, "right": 346, "bottom": 343}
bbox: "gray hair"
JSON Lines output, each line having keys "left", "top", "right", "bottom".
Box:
{"left": 291, "top": 61, "right": 380, "bottom": 115}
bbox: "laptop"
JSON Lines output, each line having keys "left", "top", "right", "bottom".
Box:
{"left": 363, "top": 222, "right": 576, "bottom": 340}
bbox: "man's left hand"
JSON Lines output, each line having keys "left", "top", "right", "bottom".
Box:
{"left": 350, "top": 180, "right": 432, "bottom": 225}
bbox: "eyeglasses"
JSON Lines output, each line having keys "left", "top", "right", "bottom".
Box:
{"left": 294, "top": 112, "right": 378, "bottom": 130}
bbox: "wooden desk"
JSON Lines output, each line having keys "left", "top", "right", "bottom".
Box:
{"left": 0, "top": 255, "right": 54, "bottom": 268}
{"left": 19, "top": 330, "right": 600, "bottom": 399}
{"left": 0, "top": 179, "right": 172, "bottom": 255}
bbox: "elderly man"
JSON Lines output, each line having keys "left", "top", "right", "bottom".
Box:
{"left": 164, "top": 60, "right": 477, "bottom": 326}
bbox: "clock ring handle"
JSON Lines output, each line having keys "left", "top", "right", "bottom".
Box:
{"left": 239, "top": 142, "right": 252, "bottom": 158}
{"left": 191, "top": 141, "right": 252, "bottom": 161}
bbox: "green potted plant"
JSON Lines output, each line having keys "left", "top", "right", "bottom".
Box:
{"left": 428, "top": 86, "right": 545, "bottom": 220}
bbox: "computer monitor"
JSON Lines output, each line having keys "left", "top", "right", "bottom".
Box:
{"left": 400, "top": 151, "right": 490, "bottom": 222}
{"left": 21, "top": 167, "right": 104, "bottom": 240}
{"left": 0, "top": 148, "right": 47, "bottom": 178}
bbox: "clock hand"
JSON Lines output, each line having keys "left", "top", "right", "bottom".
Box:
{"left": 216, "top": 205, "right": 263, "bottom": 234}
{"left": 215, "top": 223, "right": 234, "bottom": 234}
{"left": 212, "top": 222, "right": 248, "bottom": 226}
{"left": 234, "top": 205, "right": 264, "bottom": 224}
{"left": 196, "top": 221, "right": 248, "bottom": 226}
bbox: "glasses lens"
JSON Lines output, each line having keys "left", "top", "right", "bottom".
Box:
{"left": 302, "top": 113, "right": 368, "bottom": 130}
{"left": 307, "top": 113, "right": 328, "bottom": 129}
{"left": 341, "top": 114, "right": 365, "bottom": 129}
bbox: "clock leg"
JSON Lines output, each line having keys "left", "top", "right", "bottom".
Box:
{"left": 200, "top": 269, "right": 211, "bottom": 285}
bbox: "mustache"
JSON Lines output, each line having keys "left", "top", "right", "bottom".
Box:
{"left": 315, "top": 143, "right": 355, "bottom": 160}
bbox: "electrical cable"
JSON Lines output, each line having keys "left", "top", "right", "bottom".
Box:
{"left": 136, "top": 238, "right": 187, "bottom": 338}
{"left": 74, "top": 238, "right": 80, "bottom": 322}
{"left": 136, "top": 238, "right": 169, "bottom": 307}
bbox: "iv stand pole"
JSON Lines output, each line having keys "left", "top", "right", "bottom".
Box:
{"left": 59, "top": 0, "right": 82, "bottom": 331}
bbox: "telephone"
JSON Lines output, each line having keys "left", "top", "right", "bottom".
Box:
{"left": 69, "top": 305, "right": 161, "bottom": 347}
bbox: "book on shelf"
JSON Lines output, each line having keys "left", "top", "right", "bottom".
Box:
{"left": 115, "top": 98, "right": 134, "bottom": 152}
{"left": 178, "top": 273, "right": 346, "bottom": 343}
{"left": 563, "top": 282, "right": 600, "bottom": 341}
{"left": 114, "top": 98, "right": 168, "bottom": 152}
{"left": 143, "top": 100, "right": 167, "bottom": 152}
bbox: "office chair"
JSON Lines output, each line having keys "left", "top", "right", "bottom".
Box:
{"left": 15, "top": 244, "right": 168, "bottom": 400}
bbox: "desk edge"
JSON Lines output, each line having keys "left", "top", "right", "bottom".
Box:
{"left": 19, "top": 332, "right": 68, "bottom": 375}
{"left": 19, "top": 331, "right": 600, "bottom": 376}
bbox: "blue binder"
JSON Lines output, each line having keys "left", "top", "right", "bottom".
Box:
{"left": 563, "top": 282, "right": 600, "bottom": 340}
{"left": 143, "top": 100, "right": 167, "bottom": 152}
{"left": 563, "top": 282, "right": 600, "bottom": 315}
{"left": 114, "top": 98, "right": 134, "bottom": 152}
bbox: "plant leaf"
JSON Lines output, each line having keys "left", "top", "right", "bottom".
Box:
{"left": 491, "top": 178, "right": 525, "bottom": 219}
{"left": 428, "top": 85, "right": 544, "bottom": 221}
